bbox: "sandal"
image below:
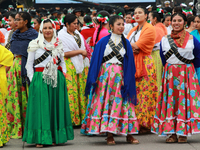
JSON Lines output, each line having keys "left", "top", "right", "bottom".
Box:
{"left": 105, "top": 136, "right": 115, "bottom": 145}
{"left": 166, "top": 135, "right": 178, "bottom": 143}
{"left": 126, "top": 135, "right": 139, "bottom": 144}
{"left": 36, "top": 144, "right": 43, "bottom": 148}
{"left": 178, "top": 136, "right": 187, "bottom": 143}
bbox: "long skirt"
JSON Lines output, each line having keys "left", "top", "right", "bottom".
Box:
{"left": 0, "top": 92, "right": 10, "bottom": 146}
{"left": 151, "top": 63, "right": 200, "bottom": 136}
{"left": 81, "top": 63, "right": 139, "bottom": 135}
{"left": 152, "top": 50, "right": 163, "bottom": 92}
{"left": 134, "top": 55, "right": 158, "bottom": 129}
{"left": 22, "top": 70, "right": 74, "bottom": 144}
{"left": 65, "top": 58, "right": 88, "bottom": 126}
{"left": 6, "top": 56, "right": 28, "bottom": 139}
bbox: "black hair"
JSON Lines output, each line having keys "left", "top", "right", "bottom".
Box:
{"left": 126, "top": 11, "right": 133, "bottom": 16}
{"left": 64, "top": 14, "right": 77, "bottom": 26}
{"left": 36, "top": 9, "right": 41, "bottom": 13}
{"left": 95, "top": 10, "right": 110, "bottom": 46}
{"left": 109, "top": 15, "right": 128, "bottom": 58}
{"left": 34, "top": 17, "right": 42, "bottom": 24}
{"left": 17, "top": 11, "right": 31, "bottom": 28}
{"left": 150, "top": 11, "right": 161, "bottom": 22}
{"left": 115, "top": 8, "right": 125, "bottom": 17}
{"left": 63, "top": 8, "right": 68, "bottom": 15}
{"left": 134, "top": 6, "right": 148, "bottom": 15}
{"left": 171, "top": 13, "right": 187, "bottom": 23}
{"left": 9, "top": 12, "right": 16, "bottom": 19}
{"left": 109, "top": 15, "right": 123, "bottom": 27}
{"left": 162, "top": 14, "right": 171, "bottom": 23}
{"left": 49, "top": 15, "right": 56, "bottom": 20}
{"left": 0, "top": 15, "right": 3, "bottom": 21}
{"left": 173, "top": 6, "right": 182, "bottom": 14}
{"left": 84, "top": 15, "right": 92, "bottom": 23}
{"left": 187, "top": 15, "right": 195, "bottom": 27}
{"left": 43, "top": 18, "right": 52, "bottom": 24}
{"left": 4, "top": 12, "right": 10, "bottom": 19}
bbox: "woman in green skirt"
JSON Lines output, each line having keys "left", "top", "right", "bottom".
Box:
{"left": 22, "top": 19, "right": 74, "bottom": 148}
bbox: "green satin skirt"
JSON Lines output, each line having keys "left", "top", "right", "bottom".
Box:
{"left": 22, "top": 70, "right": 74, "bottom": 144}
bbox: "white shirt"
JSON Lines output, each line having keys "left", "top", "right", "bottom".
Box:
{"left": 26, "top": 41, "right": 66, "bottom": 82}
{"left": 153, "top": 42, "right": 160, "bottom": 51}
{"left": 166, "top": 25, "right": 172, "bottom": 35}
{"left": 123, "top": 23, "right": 133, "bottom": 38}
{"left": 129, "top": 29, "right": 142, "bottom": 43}
{"left": 161, "top": 36, "right": 194, "bottom": 64}
{"left": 4, "top": 30, "right": 11, "bottom": 46}
{"left": 103, "top": 33, "right": 125, "bottom": 64}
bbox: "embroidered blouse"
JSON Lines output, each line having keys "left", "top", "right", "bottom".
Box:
{"left": 103, "top": 33, "right": 125, "bottom": 64}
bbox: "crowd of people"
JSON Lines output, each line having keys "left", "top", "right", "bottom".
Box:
{"left": 0, "top": 0, "right": 200, "bottom": 148}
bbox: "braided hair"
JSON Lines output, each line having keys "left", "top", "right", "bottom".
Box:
{"left": 94, "top": 10, "right": 110, "bottom": 46}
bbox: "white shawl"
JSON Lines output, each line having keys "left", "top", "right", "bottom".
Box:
{"left": 27, "top": 19, "right": 64, "bottom": 87}
{"left": 58, "top": 26, "right": 89, "bottom": 74}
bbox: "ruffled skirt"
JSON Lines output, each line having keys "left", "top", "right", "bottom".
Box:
{"left": 22, "top": 71, "right": 74, "bottom": 144}
{"left": 151, "top": 63, "right": 200, "bottom": 136}
{"left": 81, "top": 63, "right": 139, "bottom": 135}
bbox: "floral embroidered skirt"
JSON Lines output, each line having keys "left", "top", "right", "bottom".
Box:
{"left": 65, "top": 58, "right": 88, "bottom": 126}
{"left": 151, "top": 63, "right": 200, "bottom": 136}
{"left": 22, "top": 70, "right": 74, "bottom": 144}
{"left": 151, "top": 50, "right": 163, "bottom": 92}
{"left": 134, "top": 55, "right": 158, "bottom": 129}
{"left": 81, "top": 63, "right": 139, "bottom": 135}
{"left": 0, "top": 92, "right": 10, "bottom": 146}
{"left": 6, "top": 57, "right": 28, "bottom": 139}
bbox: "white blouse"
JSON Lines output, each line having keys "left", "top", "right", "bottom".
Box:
{"left": 166, "top": 25, "right": 172, "bottom": 35}
{"left": 161, "top": 36, "right": 194, "bottom": 64}
{"left": 153, "top": 42, "right": 160, "bottom": 51}
{"left": 123, "top": 23, "right": 133, "bottom": 38}
{"left": 103, "top": 33, "right": 125, "bottom": 64}
{"left": 26, "top": 41, "right": 66, "bottom": 82}
{"left": 129, "top": 29, "right": 141, "bottom": 43}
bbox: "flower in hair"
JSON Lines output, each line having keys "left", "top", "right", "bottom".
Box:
{"left": 156, "top": 8, "right": 164, "bottom": 14}
{"left": 97, "top": 14, "right": 109, "bottom": 23}
{"left": 85, "top": 22, "right": 94, "bottom": 27}
{"left": 117, "top": 12, "right": 123, "bottom": 17}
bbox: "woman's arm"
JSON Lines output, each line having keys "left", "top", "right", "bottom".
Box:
{"left": 64, "top": 50, "right": 87, "bottom": 58}
{"left": 131, "top": 43, "right": 140, "bottom": 54}
{"left": 25, "top": 51, "right": 35, "bottom": 82}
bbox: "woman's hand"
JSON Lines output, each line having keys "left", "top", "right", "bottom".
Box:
{"left": 81, "top": 50, "right": 87, "bottom": 57}
{"left": 6, "top": 66, "right": 10, "bottom": 73}
{"left": 0, "top": 64, "right": 2, "bottom": 68}
{"left": 131, "top": 43, "right": 140, "bottom": 54}
{"left": 133, "top": 49, "right": 140, "bottom": 54}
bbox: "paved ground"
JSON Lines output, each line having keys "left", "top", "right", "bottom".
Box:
{"left": 3, "top": 127, "right": 200, "bottom": 150}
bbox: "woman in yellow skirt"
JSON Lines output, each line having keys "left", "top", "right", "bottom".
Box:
{"left": 58, "top": 14, "right": 89, "bottom": 126}
{"left": 0, "top": 46, "right": 13, "bottom": 147}
{"left": 127, "top": 6, "right": 158, "bottom": 133}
